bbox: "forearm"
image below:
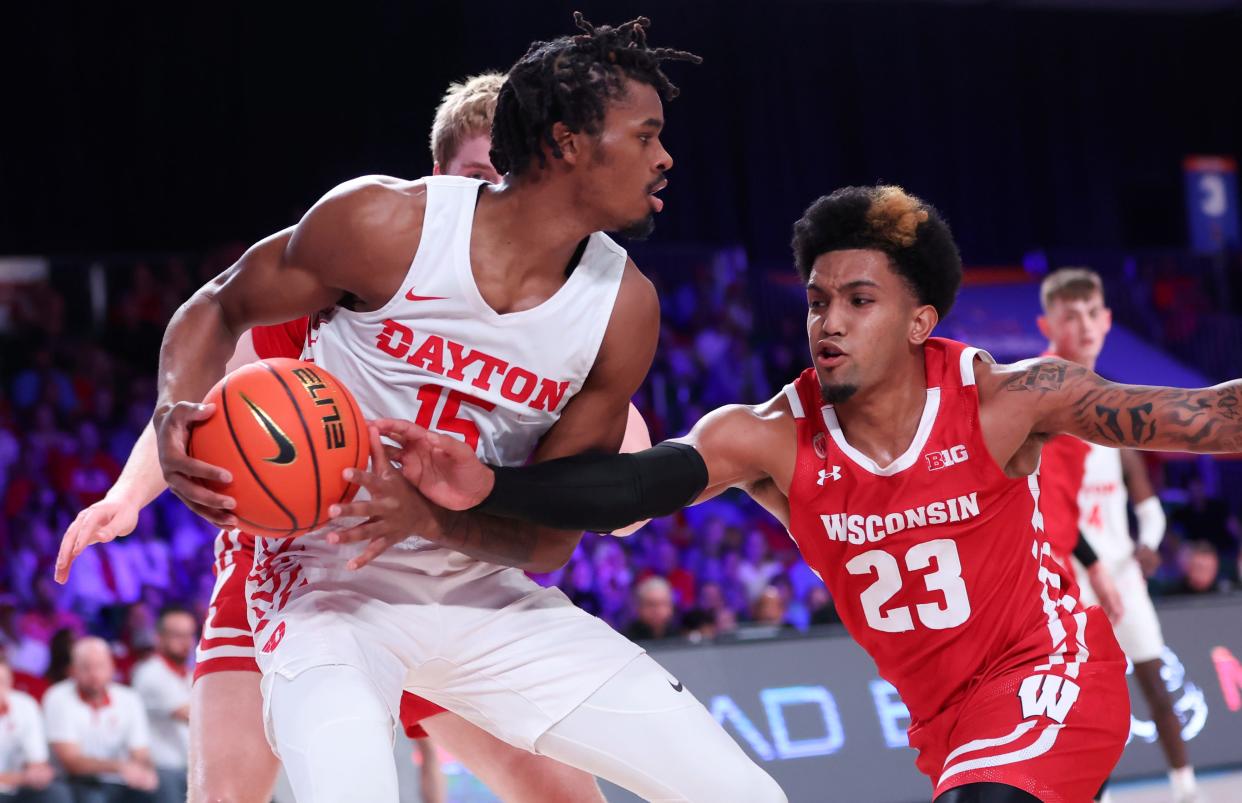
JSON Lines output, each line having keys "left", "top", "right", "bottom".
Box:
{"left": 106, "top": 422, "right": 167, "bottom": 508}
{"left": 474, "top": 443, "right": 710, "bottom": 533}
{"left": 53, "top": 748, "right": 122, "bottom": 777}
{"left": 0, "top": 770, "right": 21, "bottom": 786}
{"left": 156, "top": 291, "right": 242, "bottom": 416}
{"left": 429, "top": 508, "right": 579, "bottom": 573}
{"left": 1067, "top": 379, "right": 1242, "bottom": 453}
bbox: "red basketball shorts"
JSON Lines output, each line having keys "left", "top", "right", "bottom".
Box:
{"left": 909, "top": 609, "right": 1130, "bottom": 803}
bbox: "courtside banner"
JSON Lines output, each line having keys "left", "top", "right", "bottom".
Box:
{"left": 604, "top": 594, "right": 1242, "bottom": 803}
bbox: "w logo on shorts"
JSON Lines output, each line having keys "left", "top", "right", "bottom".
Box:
{"left": 262, "top": 621, "right": 287, "bottom": 654}
{"left": 1017, "top": 674, "right": 1080, "bottom": 724}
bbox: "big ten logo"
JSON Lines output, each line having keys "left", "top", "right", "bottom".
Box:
{"left": 926, "top": 445, "right": 969, "bottom": 471}
{"left": 292, "top": 367, "right": 346, "bottom": 450}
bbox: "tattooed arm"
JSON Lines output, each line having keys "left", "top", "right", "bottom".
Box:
{"left": 977, "top": 357, "right": 1242, "bottom": 466}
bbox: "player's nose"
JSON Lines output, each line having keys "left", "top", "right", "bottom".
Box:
{"left": 655, "top": 143, "right": 673, "bottom": 173}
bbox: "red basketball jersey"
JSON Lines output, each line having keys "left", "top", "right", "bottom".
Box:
{"left": 785, "top": 338, "right": 1086, "bottom": 727}
{"left": 251, "top": 317, "right": 309, "bottom": 360}
{"left": 1038, "top": 434, "right": 1091, "bottom": 562}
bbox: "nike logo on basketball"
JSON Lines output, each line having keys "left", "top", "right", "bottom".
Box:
{"left": 241, "top": 392, "right": 297, "bottom": 465}
{"left": 405, "top": 287, "right": 448, "bottom": 302}
{"left": 668, "top": 678, "right": 684, "bottom": 692}
{"left": 818, "top": 466, "right": 842, "bottom": 485}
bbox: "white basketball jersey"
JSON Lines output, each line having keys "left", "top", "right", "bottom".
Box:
{"left": 255, "top": 175, "right": 627, "bottom": 583}
{"left": 1077, "top": 443, "right": 1133, "bottom": 565}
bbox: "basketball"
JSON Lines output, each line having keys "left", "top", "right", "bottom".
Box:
{"left": 187, "top": 358, "right": 370, "bottom": 538}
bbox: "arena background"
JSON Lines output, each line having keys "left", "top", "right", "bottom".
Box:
{"left": 3, "top": 1, "right": 1241, "bottom": 801}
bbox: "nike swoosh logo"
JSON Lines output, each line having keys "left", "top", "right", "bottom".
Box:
{"left": 668, "top": 679, "right": 684, "bottom": 693}
{"left": 241, "top": 392, "right": 297, "bottom": 465}
{"left": 405, "top": 288, "right": 449, "bottom": 302}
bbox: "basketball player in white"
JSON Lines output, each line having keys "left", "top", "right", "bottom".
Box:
{"left": 56, "top": 73, "right": 625, "bottom": 802}
{"left": 1038, "top": 267, "right": 1199, "bottom": 803}
{"left": 151, "top": 15, "right": 783, "bottom": 803}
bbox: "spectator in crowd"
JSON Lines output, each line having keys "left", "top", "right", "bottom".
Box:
{"left": 1172, "top": 476, "right": 1241, "bottom": 582}
{"left": 1167, "top": 541, "right": 1225, "bottom": 596}
{"left": 130, "top": 609, "right": 194, "bottom": 803}
{"left": 746, "top": 585, "right": 794, "bottom": 636}
{"left": 0, "top": 655, "right": 66, "bottom": 803}
{"left": 807, "top": 586, "right": 841, "bottom": 627}
{"left": 41, "top": 632, "right": 73, "bottom": 688}
{"left": 736, "top": 531, "right": 781, "bottom": 605}
{"left": 42, "top": 638, "right": 157, "bottom": 802}
{"left": 623, "top": 577, "right": 680, "bottom": 642}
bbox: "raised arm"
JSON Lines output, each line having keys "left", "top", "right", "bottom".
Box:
{"left": 978, "top": 358, "right": 1242, "bottom": 462}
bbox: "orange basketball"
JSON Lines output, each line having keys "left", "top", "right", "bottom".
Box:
{"left": 187, "top": 358, "right": 370, "bottom": 538}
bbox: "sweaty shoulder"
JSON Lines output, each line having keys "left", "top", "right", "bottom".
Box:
{"left": 288, "top": 176, "right": 430, "bottom": 308}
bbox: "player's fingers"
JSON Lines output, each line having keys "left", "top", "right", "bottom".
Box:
{"left": 367, "top": 426, "right": 391, "bottom": 476}
{"left": 55, "top": 519, "right": 83, "bottom": 583}
{"left": 164, "top": 453, "right": 233, "bottom": 485}
{"left": 384, "top": 445, "right": 404, "bottom": 464}
{"left": 327, "top": 517, "right": 385, "bottom": 545}
{"left": 328, "top": 498, "right": 382, "bottom": 521}
{"left": 347, "top": 536, "right": 397, "bottom": 571}
{"left": 167, "top": 474, "right": 236, "bottom": 511}
{"left": 341, "top": 466, "right": 384, "bottom": 494}
{"left": 372, "top": 418, "right": 430, "bottom": 444}
{"left": 173, "top": 493, "right": 237, "bottom": 529}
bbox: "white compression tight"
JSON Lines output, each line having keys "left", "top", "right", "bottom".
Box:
{"left": 268, "top": 655, "right": 786, "bottom": 803}
{"left": 269, "top": 665, "right": 399, "bottom": 803}
{"left": 535, "top": 653, "right": 787, "bottom": 803}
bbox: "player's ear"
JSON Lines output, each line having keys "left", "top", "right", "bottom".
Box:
{"left": 909, "top": 304, "right": 938, "bottom": 345}
{"left": 1036, "top": 315, "right": 1052, "bottom": 341}
{"left": 431, "top": 162, "right": 443, "bottom": 176}
{"left": 551, "top": 122, "right": 581, "bottom": 166}
{"left": 1101, "top": 306, "right": 1113, "bottom": 334}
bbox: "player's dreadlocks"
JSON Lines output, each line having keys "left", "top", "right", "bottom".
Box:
{"left": 490, "top": 12, "right": 701, "bottom": 177}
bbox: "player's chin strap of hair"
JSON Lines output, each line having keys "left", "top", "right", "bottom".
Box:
{"left": 471, "top": 442, "right": 709, "bottom": 533}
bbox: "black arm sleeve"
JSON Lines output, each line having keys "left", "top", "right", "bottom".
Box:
{"left": 1073, "top": 530, "right": 1099, "bottom": 568}
{"left": 472, "top": 442, "right": 710, "bottom": 532}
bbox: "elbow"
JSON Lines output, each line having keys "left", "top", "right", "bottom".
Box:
{"left": 525, "top": 531, "right": 581, "bottom": 573}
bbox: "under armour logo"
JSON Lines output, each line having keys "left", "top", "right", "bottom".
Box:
{"left": 818, "top": 466, "right": 842, "bottom": 485}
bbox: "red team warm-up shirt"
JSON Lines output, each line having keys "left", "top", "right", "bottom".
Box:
{"left": 783, "top": 339, "right": 1084, "bottom": 725}
{"left": 1038, "top": 435, "right": 1092, "bottom": 562}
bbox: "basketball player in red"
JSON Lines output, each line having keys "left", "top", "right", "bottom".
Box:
{"left": 150, "top": 14, "right": 783, "bottom": 803}
{"left": 1036, "top": 267, "right": 1200, "bottom": 803}
{"left": 55, "top": 73, "right": 615, "bottom": 802}
{"left": 370, "top": 185, "right": 1242, "bottom": 802}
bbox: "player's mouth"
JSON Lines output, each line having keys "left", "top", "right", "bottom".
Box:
{"left": 816, "top": 344, "right": 848, "bottom": 369}
{"left": 647, "top": 179, "right": 667, "bottom": 213}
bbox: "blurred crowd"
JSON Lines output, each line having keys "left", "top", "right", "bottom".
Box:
{"left": 0, "top": 247, "right": 1240, "bottom": 688}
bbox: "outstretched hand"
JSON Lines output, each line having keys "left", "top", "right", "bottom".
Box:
{"left": 326, "top": 426, "right": 439, "bottom": 570}
{"left": 372, "top": 418, "right": 495, "bottom": 511}
{"left": 56, "top": 498, "right": 141, "bottom": 584}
